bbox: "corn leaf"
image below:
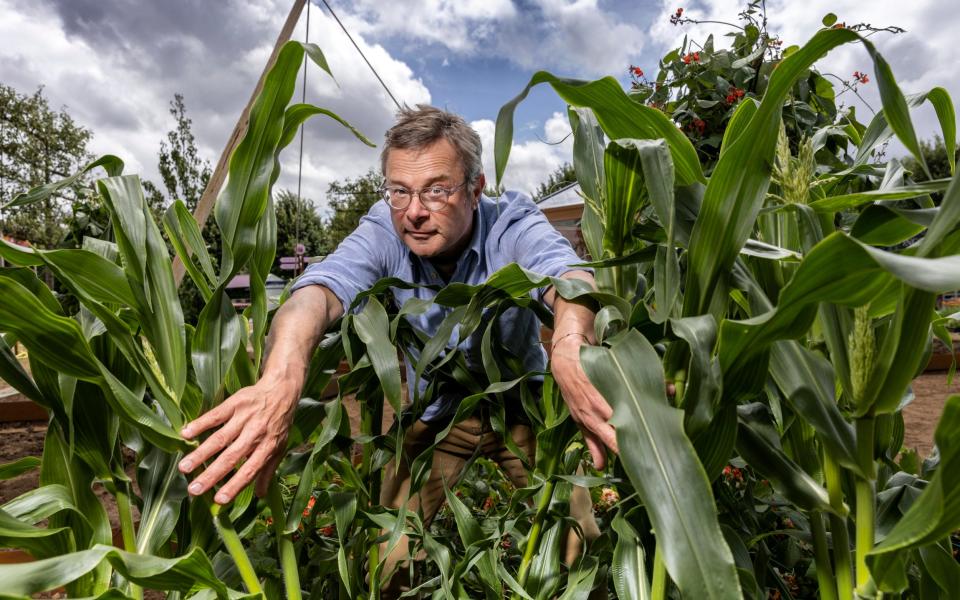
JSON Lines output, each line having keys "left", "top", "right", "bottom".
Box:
{"left": 868, "top": 395, "right": 960, "bottom": 592}
{"left": 683, "top": 27, "right": 861, "bottom": 316}
{"left": 496, "top": 73, "right": 704, "bottom": 188}
{"left": 0, "top": 544, "right": 230, "bottom": 598}
{"left": 581, "top": 330, "right": 741, "bottom": 599}
{"left": 2, "top": 155, "right": 123, "bottom": 210}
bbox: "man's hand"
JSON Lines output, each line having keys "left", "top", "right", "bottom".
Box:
{"left": 544, "top": 271, "right": 617, "bottom": 469}
{"left": 178, "top": 375, "right": 300, "bottom": 504}
{"left": 550, "top": 332, "right": 617, "bottom": 469}
{"left": 178, "top": 284, "right": 342, "bottom": 505}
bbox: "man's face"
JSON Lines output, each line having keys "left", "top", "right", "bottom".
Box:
{"left": 384, "top": 138, "right": 485, "bottom": 261}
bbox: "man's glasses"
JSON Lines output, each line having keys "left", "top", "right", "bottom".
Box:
{"left": 379, "top": 182, "right": 467, "bottom": 212}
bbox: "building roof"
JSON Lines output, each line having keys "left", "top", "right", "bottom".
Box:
{"left": 537, "top": 182, "right": 584, "bottom": 222}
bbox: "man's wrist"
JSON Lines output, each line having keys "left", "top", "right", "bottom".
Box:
{"left": 552, "top": 331, "right": 592, "bottom": 348}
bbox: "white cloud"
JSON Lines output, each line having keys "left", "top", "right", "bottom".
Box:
{"left": 473, "top": 111, "right": 573, "bottom": 196}
{"left": 342, "top": 0, "right": 645, "bottom": 77}
{"left": 647, "top": 0, "right": 960, "bottom": 153}
{"left": 0, "top": 0, "right": 430, "bottom": 215}
{"left": 345, "top": 0, "right": 517, "bottom": 52}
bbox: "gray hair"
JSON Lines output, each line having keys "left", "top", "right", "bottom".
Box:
{"left": 380, "top": 105, "right": 483, "bottom": 186}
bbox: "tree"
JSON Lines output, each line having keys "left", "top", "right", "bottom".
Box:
{"left": 533, "top": 162, "right": 576, "bottom": 201}
{"left": 143, "top": 94, "right": 216, "bottom": 323}
{"left": 321, "top": 168, "right": 383, "bottom": 253}
{"left": 143, "top": 93, "right": 212, "bottom": 213}
{"left": 0, "top": 84, "right": 92, "bottom": 247}
{"left": 903, "top": 135, "right": 956, "bottom": 183}
{"left": 273, "top": 189, "right": 325, "bottom": 276}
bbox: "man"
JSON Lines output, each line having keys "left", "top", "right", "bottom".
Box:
{"left": 177, "top": 106, "right": 617, "bottom": 593}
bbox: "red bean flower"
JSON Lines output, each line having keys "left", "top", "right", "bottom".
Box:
{"left": 302, "top": 496, "right": 316, "bottom": 517}
{"left": 630, "top": 65, "right": 644, "bottom": 77}
{"left": 725, "top": 87, "right": 745, "bottom": 104}
{"left": 853, "top": 70, "right": 869, "bottom": 84}
{"left": 670, "top": 7, "right": 684, "bottom": 25}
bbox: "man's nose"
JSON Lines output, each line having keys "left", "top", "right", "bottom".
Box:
{"left": 404, "top": 193, "right": 431, "bottom": 221}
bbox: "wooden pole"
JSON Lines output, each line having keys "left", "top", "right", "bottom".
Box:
{"left": 173, "top": 0, "right": 307, "bottom": 286}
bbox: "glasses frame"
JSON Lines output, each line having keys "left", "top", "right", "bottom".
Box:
{"left": 379, "top": 181, "right": 468, "bottom": 212}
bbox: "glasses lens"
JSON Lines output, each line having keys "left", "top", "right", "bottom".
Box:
{"left": 421, "top": 187, "right": 448, "bottom": 211}
{"left": 383, "top": 187, "right": 410, "bottom": 209}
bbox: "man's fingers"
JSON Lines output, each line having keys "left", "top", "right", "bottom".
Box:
{"left": 185, "top": 433, "right": 258, "bottom": 497}
{"left": 179, "top": 419, "right": 244, "bottom": 473}
{"left": 181, "top": 399, "right": 235, "bottom": 439}
{"left": 216, "top": 442, "right": 278, "bottom": 504}
{"left": 255, "top": 451, "right": 285, "bottom": 498}
{"left": 583, "top": 433, "right": 608, "bottom": 470}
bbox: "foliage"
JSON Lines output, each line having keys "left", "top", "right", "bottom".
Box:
{"left": 0, "top": 84, "right": 92, "bottom": 248}
{"left": 2, "top": 5, "right": 960, "bottom": 600}
{"left": 273, "top": 188, "right": 324, "bottom": 274}
{"left": 533, "top": 162, "right": 577, "bottom": 201}
{"left": 144, "top": 94, "right": 213, "bottom": 213}
{"left": 629, "top": 2, "right": 863, "bottom": 172}
{"left": 320, "top": 168, "right": 382, "bottom": 254}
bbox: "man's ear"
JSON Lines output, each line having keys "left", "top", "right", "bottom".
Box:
{"left": 473, "top": 173, "right": 486, "bottom": 206}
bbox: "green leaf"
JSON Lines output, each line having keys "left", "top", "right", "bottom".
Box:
{"left": 822, "top": 13, "right": 838, "bottom": 27}
{"left": 615, "top": 139, "right": 680, "bottom": 321}
{"left": 861, "top": 38, "right": 931, "bottom": 178}
{"left": 2, "top": 155, "right": 123, "bottom": 210}
{"left": 496, "top": 73, "right": 704, "bottom": 188}
{"left": 736, "top": 403, "right": 838, "bottom": 514}
{"left": 667, "top": 315, "right": 721, "bottom": 437}
{"left": 0, "top": 544, "right": 230, "bottom": 598}
{"left": 163, "top": 201, "right": 215, "bottom": 301}
{"left": 610, "top": 510, "right": 651, "bottom": 600}
{"left": 581, "top": 330, "right": 741, "bottom": 599}
{"left": 135, "top": 448, "right": 187, "bottom": 555}
{"left": 192, "top": 290, "right": 243, "bottom": 404}
{"left": 0, "top": 276, "right": 101, "bottom": 379}
{"left": 868, "top": 395, "right": 960, "bottom": 592}
{"left": 683, "top": 27, "right": 861, "bottom": 316}
{"left": 720, "top": 232, "right": 960, "bottom": 386}
{"left": 216, "top": 42, "right": 303, "bottom": 280}
{"left": 0, "top": 457, "right": 41, "bottom": 481}
{"left": 918, "top": 543, "right": 960, "bottom": 597}
{"left": 769, "top": 342, "right": 862, "bottom": 475}
{"left": 0, "top": 507, "right": 75, "bottom": 559}
{"left": 98, "top": 175, "right": 186, "bottom": 401}
{"left": 353, "top": 297, "right": 402, "bottom": 413}
{"left": 809, "top": 179, "right": 950, "bottom": 212}
{"left": 602, "top": 141, "right": 647, "bottom": 258}
{"left": 851, "top": 205, "right": 927, "bottom": 246}
{"left": 0, "top": 333, "right": 44, "bottom": 405}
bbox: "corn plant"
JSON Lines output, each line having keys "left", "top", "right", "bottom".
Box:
{"left": 1, "top": 20, "right": 960, "bottom": 600}
{"left": 490, "top": 22, "right": 960, "bottom": 600}
{"left": 0, "top": 40, "right": 373, "bottom": 598}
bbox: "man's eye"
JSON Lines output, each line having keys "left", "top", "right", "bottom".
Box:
{"left": 427, "top": 187, "right": 445, "bottom": 195}
{"left": 392, "top": 188, "right": 410, "bottom": 196}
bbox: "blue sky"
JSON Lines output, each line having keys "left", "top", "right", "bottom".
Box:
{"left": 2, "top": 0, "right": 957, "bottom": 214}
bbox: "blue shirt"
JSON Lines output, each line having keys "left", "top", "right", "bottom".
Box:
{"left": 291, "top": 191, "right": 584, "bottom": 421}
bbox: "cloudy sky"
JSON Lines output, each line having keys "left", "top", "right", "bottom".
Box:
{"left": 2, "top": 0, "right": 957, "bottom": 215}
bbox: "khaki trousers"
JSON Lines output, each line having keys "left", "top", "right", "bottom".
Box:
{"left": 379, "top": 412, "right": 601, "bottom": 597}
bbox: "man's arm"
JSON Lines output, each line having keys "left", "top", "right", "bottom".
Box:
{"left": 543, "top": 270, "right": 618, "bottom": 470}
{"left": 178, "top": 284, "right": 344, "bottom": 504}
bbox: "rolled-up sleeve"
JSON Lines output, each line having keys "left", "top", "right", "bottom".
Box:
{"left": 290, "top": 212, "right": 396, "bottom": 313}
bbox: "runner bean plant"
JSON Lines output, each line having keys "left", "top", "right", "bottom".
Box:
{"left": 0, "top": 11, "right": 959, "bottom": 600}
